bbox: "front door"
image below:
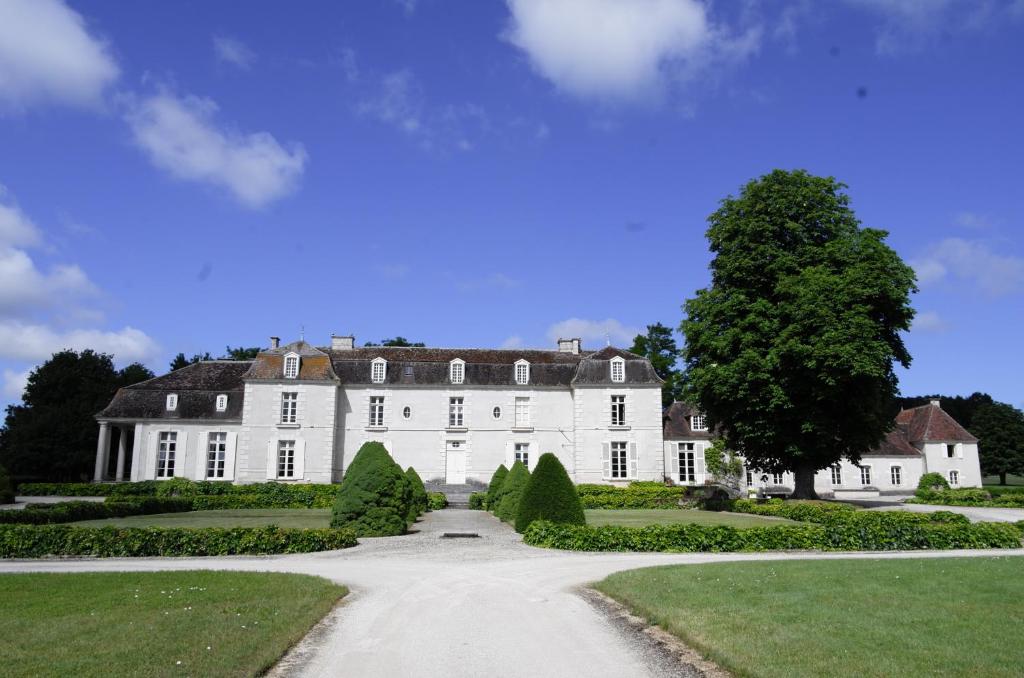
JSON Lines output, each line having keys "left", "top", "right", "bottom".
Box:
{"left": 445, "top": 440, "right": 466, "bottom": 484}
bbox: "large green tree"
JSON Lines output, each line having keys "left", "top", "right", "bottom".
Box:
{"left": 168, "top": 352, "right": 212, "bottom": 371}
{"left": 630, "top": 322, "right": 683, "bottom": 406}
{"left": 682, "top": 169, "right": 917, "bottom": 499}
{"left": 970, "top": 401, "right": 1024, "bottom": 485}
{"left": 0, "top": 350, "right": 154, "bottom": 481}
{"left": 364, "top": 337, "right": 425, "bottom": 347}
{"left": 224, "top": 346, "right": 261, "bottom": 360}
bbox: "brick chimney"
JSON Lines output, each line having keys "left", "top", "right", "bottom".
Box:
{"left": 331, "top": 335, "right": 355, "bottom": 351}
{"left": 557, "top": 337, "right": 581, "bottom": 354}
{"left": 270, "top": 336, "right": 280, "bottom": 349}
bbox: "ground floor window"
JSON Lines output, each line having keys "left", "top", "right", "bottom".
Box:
{"left": 678, "top": 443, "right": 696, "bottom": 483}
{"left": 157, "top": 432, "right": 176, "bottom": 478}
{"left": 514, "top": 442, "right": 529, "bottom": 469}
{"left": 277, "top": 440, "right": 296, "bottom": 479}
{"left": 745, "top": 469, "right": 753, "bottom": 486}
{"left": 890, "top": 465, "right": 902, "bottom": 486}
{"left": 772, "top": 472, "right": 784, "bottom": 485}
{"left": 207, "top": 432, "right": 227, "bottom": 478}
{"left": 860, "top": 465, "right": 872, "bottom": 485}
{"left": 948, "top": 470, "right": 960, "bottom": 487}
{"left": 610, "top": 441, "right": 628, "bottom": 479}
{"left": 830, "top": 464, "right": 842, "bottom": 485}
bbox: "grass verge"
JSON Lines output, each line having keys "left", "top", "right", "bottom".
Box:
{"left": 72, "top": 508, "right": 331, "bottom": 529}
{"left": 0, "top": 570, "right": 345, "bottom": 678}
{"left": 585, "top": 509, "right": 798, "bottom": 529}
{"left": 595, "top": 557, "right": 1024, "bottom": 678}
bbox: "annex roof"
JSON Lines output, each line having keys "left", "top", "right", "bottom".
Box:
{"left": 97, "top": 361, "right": 249, "bottom": 420}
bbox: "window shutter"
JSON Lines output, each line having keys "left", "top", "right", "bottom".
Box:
{"left": 956, "top": 444, "right": 963, "bottom": 459}
{"left": 266, "top": 440, "right": 277, "bottom": 480}
{"left": 294, "top": 439, "right": 306, "bottom": 479}
{"left": 175, "top": 431, "right": 188, "bottom": 478}
{"left": 195, "top": 431, "right": 208, "bottom": 480}
{"left": 628, "top": 442, "right": 638, "bottom": 479}
{"left": 505, "top": 441, "right": 514, "bottom": 468}
{"left": 144, "top": 432, "right": 157, "bottom": 480}
{"left": 669, "top": 446, "right": 680, "bottom": 478}
{"left": 696, "top": 446, "right": 706, "bottom": 480}
{"left": 224, "top": 432, "right": 238, "bottom": 481}
{"left": 602, "top": 442, "right": 611, "bottom": 479}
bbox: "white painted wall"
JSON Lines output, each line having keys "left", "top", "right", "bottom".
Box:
{"left": 572, "top": 386, "right": 664, "bottom": 484}
{"left": 130, "top": 421, "right": 241, "bottom": 482}
{"left": 920, "top": 442, "right": 983, "bottom": 488}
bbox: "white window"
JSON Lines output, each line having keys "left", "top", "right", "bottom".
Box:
{"left": 948, "top": 470, "right": 960, "bottom": 487}
{"left": 403, "top": 365, "right": 413, "bottom": 378}
{"left": 772, "top": 472, "right": 784, "bottom": 485}
{"left": 450, "top": 359, "right": 464, "bottom": 384}
{"left": 166, "top": 394, "right": 178, "bottom": 411}
{"left": 610, "top": 441, "right": 628, "bottom": 479}
{"left": 448, "top": 397, "right": 464, "bottom": 427}
{"left": 515, "top": 360, "right": 530, "bottom": 385}
{"left": 678, "top": 443, "right": 696, "bottom": 484}
{"left": 283, "top": 354, "right": 299, "bottom": 379}
{"left": 207, "top": 432, "right": 227, "bottom": 479}
{"left": 277, "top": 440, "right": 296, "bottom": 479}
{"left": 515, "top": 397, "right": 531, "bottom": 427}
{"left": 281, "top": 392, "right": 298, "bottom": 424}
{"left": 830, "top": 464, "right": 842, "bottom": 485}
{"left": 890, "top": 466, "right": 902, "bottom": 486}
{"left": 610, "top": 357, "right": 625, "bottom": 383}
{"left": 492, "top": 406, "right": 501, "bottom": 420}
{"left": 515, "top": 442, "right": 530, "bottom": 469}
{"left": 946, "top": 444, "right": 958, "bottom": 458}
{"left": 746, "top": 470, "right": 753, "bottom": 486}
{"left": 215, "top": 394, "right": 227, "bottom": 412}
{"left": 371, "top": 358, "right": 387, "bottom": 384}
{"left": 860, "top": 465, "right": 872, "bottom": 485}
{"left": 691, "top": 415, "right": 708, "bottom": 432}
{"left": 403, "top": 406, "right": 411, "bottom": 419}
{"left": 611, "top": 395, "right": 626, "bottom": 426}
{"left": 369, "top": 396, "right": 384, "bottom": 427}
{"left": 157, "top": 432, "right": 177, "bottom": 478}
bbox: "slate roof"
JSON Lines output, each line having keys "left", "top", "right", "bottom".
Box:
{"left": 97, "top": 361, "right": 249, "bottom": 421}
{"left": 662, "top": 402, "right": 713, "bottom": 441}
{"left": 895, "top": 402, "right": 978, "bottom": 443}
{"left": 243, "top": 341, "right": 337, "bottom": 382}
{"left": 863, "top": 426, "right": 921, "bottom": 457}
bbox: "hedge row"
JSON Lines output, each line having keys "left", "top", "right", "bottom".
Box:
{"left": 910, "top": 488, "right": 1024, "bottom": 508}
{"left": 427, "top": 492, "right": 448, "bottom": 511}
{"left": 522, "top": 520, "right": 1023, "bottom": 552}
{"left": 0, "top": 524, "right": 357, "bottom": 558}
{"left": 576, "top": 482, "right": 695, "bottom": 509}
{"left": 727, "top": 498, "right": 971, "bottom": 528}
{"left": 0, "top": 498, "right": 194, "bottom": 525}
{"left": 468, "top": 492, "right": 487, "bottom": 510}
{"left": 16, "top": 480, "right": 340, "bottom": 505}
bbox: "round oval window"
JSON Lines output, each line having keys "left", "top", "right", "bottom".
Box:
{"left": 492, "top": 406, "right": 501, "bottom": 419}
{"left": 403, "top": 406, "right": 411, "bottom": 419}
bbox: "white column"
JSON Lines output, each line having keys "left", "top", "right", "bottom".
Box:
{"left": 93, "top": 421, "right": 110, "bottom": 482}
{"left": 115, "top": 426, "right": 128, "bottom": 481}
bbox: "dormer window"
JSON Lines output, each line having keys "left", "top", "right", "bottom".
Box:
{"left": 610, "top": 357, "right": 625, "bottom": 382}
{"left": 371, "top": 358, "right": 387, "bottom": 384}
{"left": 691, "top": 414, "right": 708, "bottom": 432}
{"left": 283, "top": 353, "right": 299, "bottom": 379}
{"left": 215, "top": 394, "right": 228, "bottom": 412}
{"left": 514, "top": 359, "right": 530, "bottom": 385}
{"left": 166, "top": 394, "right": 178, "bottom": 411}
{"left": 450, "top": 359, "right": 465, "bottom": 385}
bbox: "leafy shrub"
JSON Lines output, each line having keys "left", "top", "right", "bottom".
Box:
{"left": 330, "top": 442, "right": 411, "bottom": 536}
{"left": 406, "top": 467, "right": 427, "bottom": 520}
{"left": 909, "top": 488, "right": 1024, "bottom": 508}
{"left": 0, "top": 465, "right": 14, "bottom": 504}
{"left": 514, "top": 453, "right": 585, "bottom": 533}
{"left": 486, "top": 465, "right": 508, "bottom": 508}
{"left": 576, "top": 483, "right": 696, "bottom": 509}
{"left": 0, "top": 524, "right": 357, "bottom": 558}
{"left": 0, "top": 498, "right": 195, "bottom": 525}
{"left": 917, "top": 472, "right": 950, "bottom": 493}
{"left": 728, "top": 498, "right": 857, "bottom": 523}
{"left": 495, "top": 461, "right": 530, "bottom": 523}
{"left": 468, "top": 492, "right": 488, "bottom": 510}
{"left": 427, "top": 492, "right": 448, "bottom": 510}
{"left": 522, "top": 519, "right": 1021, "bottom": 553}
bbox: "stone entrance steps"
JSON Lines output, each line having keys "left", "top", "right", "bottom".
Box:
{"left": 424, "top": 479, "right": 487, "bottom": 508}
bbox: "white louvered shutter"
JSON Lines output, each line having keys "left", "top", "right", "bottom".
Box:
{"left": 669, "top": 445, "right": 680, "bottom": 479}
{"left": 144, "top": 432, "right": 157, "bottom": 480}
{"left": 266, "top": 440, "right": 277, "bottom": 480}
{"left": 175, "top": 431, "right": 188, "bottom": 479}
{"left": 294, "top": 439, "right": 306, "bottom": 480}
{"left": 224, "top": 432, "right": 238, "bottom": 481}
{"left": 602, "top": 442, "right": 611, "bottom": 479}
{"left": 628, "top": 442, "right": 638, "bottom": 479}
{"left": 195, "top": 432, "right": 208, "bottom": 480}
{"left": 696, "top": 444, "right": 707, "bottom": 482}
{"left": 956, "top": 444, "right": 963, "bottom": 459}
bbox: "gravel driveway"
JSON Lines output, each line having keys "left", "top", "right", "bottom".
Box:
{"left": 2, "top": 509, "right": 1023, "bottom": 677}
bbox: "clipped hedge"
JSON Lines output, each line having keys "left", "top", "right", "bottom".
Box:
{"left": 330, "top": 442, "right": 411, "bottom": 536}
{"left": 427, "top": 492, "right": 448, "bottom": 511}
{"left": 0, "top": 524, "right": 357, "bottom": 558}
{"left": 468, "top": 492, "right": 488, "bottom": 510}
{"left": 522, "top": 519, "right": 1022, "bottom": 553}
{"left": 0, "top": 498, "right": 195, "bottom": 525}
{"left": 486, "top": 465, "right": 508, "bottom": 507}
{"left": 918, "top": 472, "right": 950, "bottom": 492}
{"left": 727, "top": 498, "right": 857, "bottom": 523}
{"left": 406, "top": 468, "right": 427, "bottom": 520}
{"left": 495, "top": 461, "right": 530, "bottom": 523}
{"left": 514, "top": 453, "right": 584, "bottom": 533}
{"left": 909, "top": 489, "right": 1024, "bottom": 508}
{"left": 576, "top": 483, "right": 695, "bottom": 509}
{"left": 16, "top": 480, "right": 341, "bottom": 506}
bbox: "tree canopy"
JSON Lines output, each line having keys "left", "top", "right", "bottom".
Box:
{"left": 970, "top": 401, "right": 1024, "bottom": 485}
{"left": 363, "top": 337, "right": 425, "bottom": 347}
{"left": 681, "top": 169, "right": 917, "bottom": 498}
{"left": 0, "top": 350, "right": 154, "bottom": 481}
{"left": 630, "top": 322, "right": 683, "bottom": 406}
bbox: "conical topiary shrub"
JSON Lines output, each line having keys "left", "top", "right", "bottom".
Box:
{"left": 485, "top": 464, "right": 508, "bottom": 510}
{"left": 330, "top": 441, "right": 412, "bottom": 536}
{"left": 0, "top": 464, "right": 13, "bottom": 504}
{"left": 495, "top": 461, "right": 530, "bottom": 523}
{"left": 514, "top": 453, "right": 585, "bottom": 533}
{"left": 406, "top": 466, "right": 427, "bottom": 520}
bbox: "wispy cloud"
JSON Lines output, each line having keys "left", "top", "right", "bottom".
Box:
{"left": 500, "top": 335, "right": 525, "bottom": 349}
{"left": 911, "top": 310, "right": 948, "bottom": 333}
{"left": 912, "top": 237, "right": 1024, "bottom": 296}
{"left": 546, "top": 317, "right": 639, "bottom": 347}
{"left": 843, "top": 0, "right": 1016, "bottom": 54}
{"left": 0, "top": 321, "right": 159, "bottom": 363}
{"left": 213, "top": 35, "right": 257, "bottom": 70}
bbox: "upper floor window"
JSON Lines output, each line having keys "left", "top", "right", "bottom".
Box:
{"left": 515, "top": 396, "right": 531, "bottom": 427}
{"left": 493, "top": 406, "right": 502, "bottom": 420}
{"left": 691, "top": 414, "right": 708, "bottom": 432}
{"left": 281, "top": 391, "right": 298, "bottom": 424}
{"left": 283, "top": 353, "right": 300, "bottom": 379}
{"left": 166, "top": 394, "right": 178, "bottom": 411}
{"left": 611, "top": 395, "right": 626, "bottom": 426}
{"left": 215, "top": 394, "right": 228, "bottom": 412}
{"left": 450, "top": 359, "right": 465, "bottom": 384}
{"left": 610, "top": 357, "right": 625, "bottom": 382}
{"left": 946, "top": 444, "right": 958, "bottom": 458}
{"left": 403, "top": 365, "right": 414, "bottom": 378}
{"left": 449, "top": 397, "right": 464, "bottom": 427}
{"left": 514, "top": 359, "right": 530, "bottom": 385}
{"left": 371, "top": 358, "right": 387, "bottom": 384}
{"left": 403, "top": 406, "right": 411, "bottom": 419}
{"left": 369, "top": 396, "right": 385, "bottom": 427}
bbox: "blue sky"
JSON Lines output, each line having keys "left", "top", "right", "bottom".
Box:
{"left": 0, "top": 0, "right": 1022, "bottom": 409}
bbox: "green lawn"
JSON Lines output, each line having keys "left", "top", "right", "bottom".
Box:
{"left": 595, "top": 557, "right": 1024, "bottom": 678}
{"left": 0, "top": 571, "right": 346, "bottom": 678}
{"left": 72, "top": 508, "right": 331, "bottom": 529}
{"left": 985, "top": 474, "right": 1024, "bottom": 487}
{"left": 584, "top": 509, "right": 798, "bottom": 528}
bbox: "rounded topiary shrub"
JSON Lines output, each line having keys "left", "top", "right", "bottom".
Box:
{"left": 406, "top": 467, "right": 427, "bottom": 520}
{"left": 514, "top": 453, "right": 584, "bottom": 533}
{"left": 495, "top": 461, "right": 530, "bottom": 523}
{"left": 917, "top": 472, "right": 950, "bottom": 494}
{"left": 0, "top": 465, "right": 14, "bottom": 504}
{"left": 330, "top": 442, "right": 412, "bottom": 536}
{"left": 486, "top": 465, "right": 508, "bottom": 510}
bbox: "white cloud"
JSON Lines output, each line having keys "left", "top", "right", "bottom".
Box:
{"left": 0, "top": 187, "right": 43, "bottom": 247}
{"left": 0, "top": 0, "right": 119, "bottom": 111}
{"left": 358, "top": 70, "right": 424, "bottom": 135}
{"left": 546, "top": 317, "right": 639, "bottom": 347}
{"left": 0, "top": 247, "right": 96, "bottom": 313}
{"left": 911, "top": 310, "right": 948, "bottom": 333}
{"left": 0, "top": 321, "right": 159, "bottom": 363}
{"left": 213, "top": 35, "right": 256, "bottom": 70}
{"left": 500, "top": 335, "right": 525, "bottom": 349}
{"left": 843, "top": 0, "right": 1011, "bottom": 54}
{"left": 912, "top": 237, "right": 1024, "bottom": 296}
{"left": 503, "top": 0, "right": 760, "bottom": 103}
{"left": 954, "top": 211, "right": 993, "bottom": 230}
{"left": 2, "top": 367, "right": 30, "bottom": 400}
{"left": 123, "top": 89, "right": 308, "bottom": 208}
{"left": 337, "top": 47, "right": 359, "bottom": 83}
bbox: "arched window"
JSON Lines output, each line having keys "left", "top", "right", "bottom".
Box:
{"left": 215, "top": 394, "right": 228, "bottom": 412}
{"left": 610, "top": 356, "right": 625, "bottom": 382}
{"left": 371, "top": 357, "right": 387, "bottom": 384}
{"left": 514, "top": 359, "right": 530, "bottom": 385}
{"left": 283, "top": 353, "right": 300, "bottom": 379}
{"left": 166, "top": 393, "right": 178, "bottom": 411}
{"left": 449, "top": 359, "right": 465, "bottom": 384}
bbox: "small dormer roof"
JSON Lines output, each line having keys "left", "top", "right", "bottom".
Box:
{"left": 243, "top": 340, "right": 338, "bottom": 381}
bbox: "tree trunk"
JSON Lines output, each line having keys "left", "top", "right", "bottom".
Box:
{"left": 999, "top": 472, "right": 1007, "bottom": 486}
{"left": 790, "top": 463, "right": 819, "bottom": 500}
